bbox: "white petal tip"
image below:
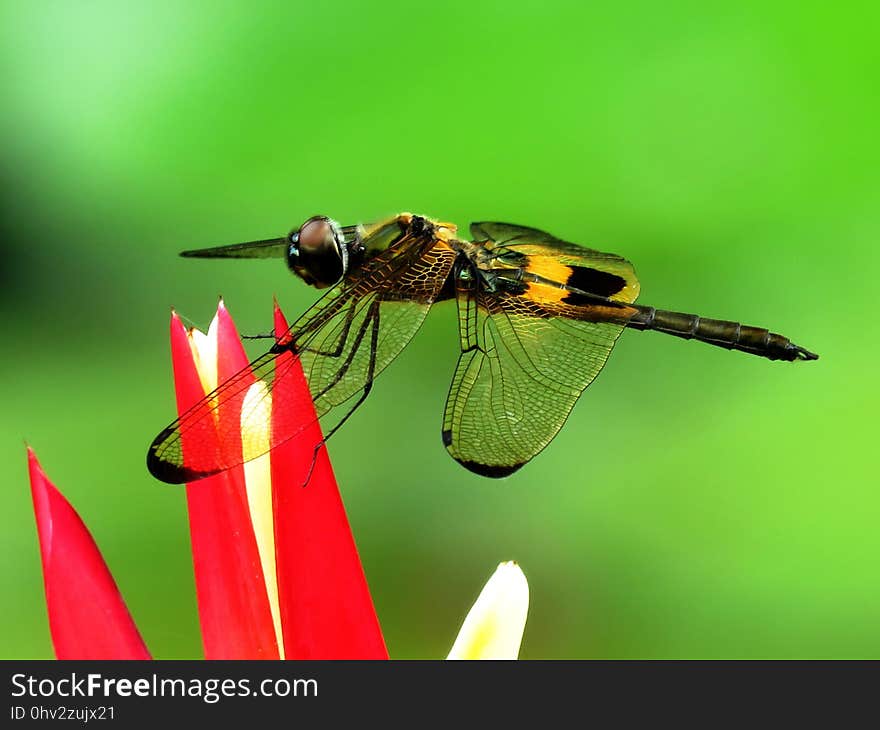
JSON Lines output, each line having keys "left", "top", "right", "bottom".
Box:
{"left": 447, "top": 561, "right": 529, "bottom": 660}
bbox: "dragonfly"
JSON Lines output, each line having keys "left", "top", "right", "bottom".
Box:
{"left": 147, "top": 213, "right": 818, "bottom": 483}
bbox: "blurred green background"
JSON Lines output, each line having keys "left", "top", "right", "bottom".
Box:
{"left": 2, "top": 1, "right": 877, "bottom": 659}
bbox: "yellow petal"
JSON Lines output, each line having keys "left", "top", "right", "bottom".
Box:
{"left": 187, "top": 314, "right": 219, "bottom": 394}
{"left": 241, "top": 381, "right": 284, "bottom": 658}
{"left": 447, "top": 561, "right": 529, "bottom": 660}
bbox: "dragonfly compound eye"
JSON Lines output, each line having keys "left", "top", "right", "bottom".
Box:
{"left": 286, "top": 215, "right": 348, "bottom": 288}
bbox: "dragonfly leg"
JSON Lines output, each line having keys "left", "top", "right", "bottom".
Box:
{"left": 302, "top": 305, "right": 381, "bottom": 487}
{"left": 309, "top": 304, "right": 375, "bottom": 402}
{"left": 298, "top": 300, "right": 359, "bottom": 357}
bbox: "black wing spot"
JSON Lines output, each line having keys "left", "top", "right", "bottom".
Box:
{"left": 564, "top": 266, "right": 627, "bottom": 302}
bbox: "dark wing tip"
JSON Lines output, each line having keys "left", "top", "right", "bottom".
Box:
{"left": 147, "top": 427, "right": 216, "bottom": 484}
{"left": 444, "top": 430, "right": 525, "bottom": 477}
{"left": 146, "top": 453, "right": 217, "bottom": 484}
{"left": 146, "top": 450, "right": 184, "bottom": 484}
{"left": 456, "top": 458, "right": 525, "bottom": 479}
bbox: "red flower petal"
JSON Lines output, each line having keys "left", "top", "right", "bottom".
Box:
{"left": 271, "top": 302, "right": 388, "bottom": 659}
{"left": 27, "top": 448, "right": 151, "bottom": 659}
{"left": 170, "top": 305, "right": 279, "bottom": 659}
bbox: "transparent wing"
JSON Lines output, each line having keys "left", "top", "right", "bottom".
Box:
{"left": 148, "top": 232, "right": 456, "bottom": 483}
{"left": 442, "top": 286, "right": 628, "bottom": 477}
{"left": 443, "top": 223, "right": 641, "bottom": 477}
{"left": 180, "top": 237, "right": 288, "bottom": 259}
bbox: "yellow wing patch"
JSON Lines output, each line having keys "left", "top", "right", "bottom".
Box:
{"left": 523, "top": 249, "right": 640, "bottom": 304}
{"left": 524, "top": 256, "right": 572, "bottom": 284}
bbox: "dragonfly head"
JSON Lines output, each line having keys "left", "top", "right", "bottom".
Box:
{"left": 286, "top": 215, "right": 348, "bottom": 288}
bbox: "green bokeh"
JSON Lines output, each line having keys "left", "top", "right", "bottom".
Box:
{"left": 2, "top": 1, "right": 877, "bottom": 659}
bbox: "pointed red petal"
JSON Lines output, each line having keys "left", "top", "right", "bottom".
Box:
{"left": 170, "top": 307, "right": 279, "bottom": 659}
{"left": 270, "top": 302, "right": 388, "bottom": 659}
{"left": 27, "top": 449, "right": 151, "bottom": 659}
